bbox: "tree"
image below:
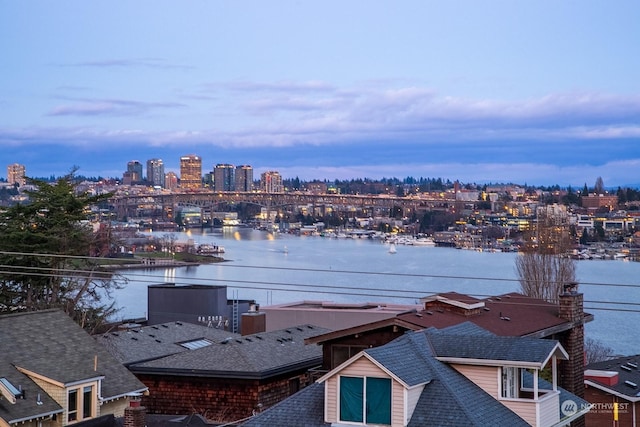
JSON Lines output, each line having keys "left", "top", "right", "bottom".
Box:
{"left": 594, "top": 176, "right": 605, "bottom": 195}
{"left": 0, "top": 174, "right": 121, "bottom": 332}
{"left": 584, "top": 337, "right": 615, "bottom": 364}
{"left": 515, "top": 206, "right": 576, "bottom": 303}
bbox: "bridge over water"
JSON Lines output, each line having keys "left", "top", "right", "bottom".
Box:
{"left": 110, "top": 191, "right": 453, "bottom": 222}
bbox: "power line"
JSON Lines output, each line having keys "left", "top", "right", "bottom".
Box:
{"left": 2, "top": 263, "right": 640, "bottom": 313}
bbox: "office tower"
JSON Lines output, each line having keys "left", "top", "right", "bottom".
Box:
{"left": 213, "top": 163, "right": 235, "bottom": 191}
{"left": 147, "top": 158, "right": 165, "bottom": 188}
{"left": 127, "top": 160, "right": 143, "bottom": 182}
{"left": 235, "top": 165, "right": 253, "bottom": 192}
{"left": 260, "top": 171, "right": 283, "bottom": 193}
{"left": 180, "top": 155, "right": 202, "bottom": 189}
{"left": 165, "top": 172, "right": 178, "bottom": 190}
{"left": 7, "top": 163, "right": 26, "bottom": 186}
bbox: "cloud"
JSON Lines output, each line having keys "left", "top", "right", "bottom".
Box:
{"left": 47, "top": 98, "right": 186, "bottom": 117}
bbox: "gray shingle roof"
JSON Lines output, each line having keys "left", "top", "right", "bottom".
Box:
{"left": 427, "top": 332, "right": 563, "bottom": 364}
{"left": 0, "top": 310, "right": 147, "bottom": 425}
{"left": 98, "top": 322, "right": 329, "bottom": 379}
{"left": 241, "top": 382, "right": 327, "bottom": 427}
{"left": 586, "top": 354, "right": 640, "bottom": 399}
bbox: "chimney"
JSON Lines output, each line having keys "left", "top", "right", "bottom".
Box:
{"left": 124, "top": 395, "right": 145, "bottom": 427}
{"left": 241, "top": 304, "right": 266, "bottom": 336}
{"left": 557, "top": 282, "right": 586, "bottom": 412}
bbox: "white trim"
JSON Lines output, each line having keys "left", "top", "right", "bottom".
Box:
{"left": 436, "top": 357, "right": 544, "bottom": 369}
{"left": 318, "top": 351, "right": 425, "bottom": 390}
{"left": 419, "top": 294, "right": 485, "bottom": 310}
{"left": 584, "top": 380, "right": 640, "bottom": 402}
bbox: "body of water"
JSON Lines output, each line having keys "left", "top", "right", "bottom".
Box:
{"left": 112, "top": 227, "right": 640, "bottom": 356}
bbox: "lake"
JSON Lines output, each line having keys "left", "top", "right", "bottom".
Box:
{"left": 112, "top": 227, "right": 640, "bottom": 356}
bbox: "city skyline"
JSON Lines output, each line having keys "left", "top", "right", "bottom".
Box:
{"left": 2, "top": 2, "right": 639, "bottom": 187}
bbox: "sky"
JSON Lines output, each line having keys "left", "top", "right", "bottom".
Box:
{"left": 1, "top": 1, "right": 639, "bottom": 187}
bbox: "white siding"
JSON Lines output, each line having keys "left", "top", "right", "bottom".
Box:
{"left": 405, "top": 385, "right": 426, "bottom": 424}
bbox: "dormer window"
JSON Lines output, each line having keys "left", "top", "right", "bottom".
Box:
{"left": 339, "top": 376, "right": 391, "bottom": 425}
{"left": 67, "top": 384, "right": 95, "bottom": 423}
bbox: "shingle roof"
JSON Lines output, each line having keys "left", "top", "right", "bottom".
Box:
{"left": 98, "top": 322, "right": 329, "bottom": 379}
{"left": 0, "top": 310, "right": 147, "bottom": 425}
{"left": 586, "top": 354, "right": 640, "bottom": 399}
{"left": 95, "top": 321, "right": 239, "bottom": 365}
{"left": 427, "top": 332, "right": 566, "bottom": 365}
{"left": 241, "top": 382, "right": 327, "bottom": 427}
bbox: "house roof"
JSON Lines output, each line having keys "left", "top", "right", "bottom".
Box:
{"left": 427, "top": 329, "right": 569, "bottom": 367}
{"left": 585, "top": 354, "right": 640, "bottom": 401}
{"left": 306, "top": 291, "right": 593, "bottom": 346}
{"left": 0, "top": 310, "right": 147, "bottom": 425}
{"left": 240, "top": 382, "right": 326, "bottom": 427}
{"left": 246, "top": 323, "right": 588, "bottom": 426}
{"left": 98, "top": 322, "right": 330, "bottom": 380}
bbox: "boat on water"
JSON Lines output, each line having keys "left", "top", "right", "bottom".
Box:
{"left": 388, "top": 243, "right": 397, "bottom": 254}
{"left": 196, "top": 243, "right": 225, "bottom": 255}
{"left": 413, "top": 237, "right": 436, "bottom": 247}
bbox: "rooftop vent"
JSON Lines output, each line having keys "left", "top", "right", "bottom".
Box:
{"left": 625, "top": 380, "right": 638, "bottom": 389}
{"left": 628, "top": 362, "right": 638, "bottom": 369}
{"left": 621, "top": 365, "right": 633, "bottom": 372}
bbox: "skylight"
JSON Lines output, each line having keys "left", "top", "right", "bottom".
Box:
{"left": 180, "top": 338, "right": 213, "bottom": 350}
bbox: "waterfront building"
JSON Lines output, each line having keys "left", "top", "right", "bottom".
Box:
{"left": 235, "top": 164, "right": 253, "bottom": 192}
{"left": 165, "top": 171, "right": 178, "bottom": 190}
{"left": 6, "top": 163, "right": 26, "bottom": 186}
{"left": 261, "top": 170, "right": 283, "bottom": 193}
{"left": 214, "top": 163, "right": 235, "bottom": 191}
{"left": 179, "top": 154, "right": 202, "bottom": 189}
{"left": 146, "top": 158, "right": 165, "bottom": 188}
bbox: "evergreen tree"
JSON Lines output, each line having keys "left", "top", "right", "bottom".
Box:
{"left": 0, "top": 173, "right": 120, "bottom": 332}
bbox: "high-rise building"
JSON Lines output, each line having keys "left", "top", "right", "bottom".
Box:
{"left": 235, "top": 165, "right": 253, "bottom": 192}
{"left": 165, "top": 172, "right": 178, "bottom": 190}
{"left": 260, "top": 171, "right": 283, "bottom": 193}
{"left": 123, "top": 160, "right": 143, "bottom": 185}
{"left": 213, "top": 164, "right": 235, "bottom": 191}
{"left": 180, "top": 155, "right": 202, "bottom": 189}
{"left": 7, "top": 163, "right": 26, "bottom": 186}
{"left": 147, "top": 158, "right": 165, "bottom": 188}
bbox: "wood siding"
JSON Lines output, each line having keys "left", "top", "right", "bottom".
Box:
{"left": 137, "top": 371, "right": 308, "bottom": 424}
{"left": 451, "top": 364, "right": 499, "bottom": 397}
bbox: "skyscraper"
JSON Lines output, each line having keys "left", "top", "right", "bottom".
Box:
{"left": 235, "top": 165, "right": 253, "bottom": 192}
{"left": 213, "top": 164, "right": 235, "bottom": 191}
{"left": 147, "top": 158, "right": 165, "bottom": 188}
{"left": 260, "top": 171, "right": 283, "bottom": 193}
{"left": 180, "top": 155, "right": 202, "bottom": 189}
{"left": 165, "top": 171, "right": 178, "bottom": 190}
{"left": 123, "top": 160, "right": 143, "bottom": 185}
{"left": 7, "top": 163, "right": 26, "bottom": 186}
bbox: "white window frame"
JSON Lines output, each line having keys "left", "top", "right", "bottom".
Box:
{"left": 501, "top": 366, "right": 519, "bottom": 399}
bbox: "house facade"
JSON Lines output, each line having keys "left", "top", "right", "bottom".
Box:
{"left": 306, "top": 287, "right": 591, "bottom": 402}
{"left": 243, "top": 324, "right": 591, "bottom": 426}
{"left": 96, "top": 321, "right": 329, "bottom": 423}
{"left": 0, "top": 310, "right": 147, "bottom": 427}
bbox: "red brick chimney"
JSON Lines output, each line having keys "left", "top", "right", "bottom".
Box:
{"left": 557, "top": 282, "right": 585, "bottom": 427}
{"left": 124, "top": 396, "right": 146, "bottom": 427}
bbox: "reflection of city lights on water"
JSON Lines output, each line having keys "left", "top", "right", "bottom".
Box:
{"left": 233, "top": 231, "right": 241, "bottom": 240}
{"left": 164, "top": 268, "right": 176, "bottom": 282}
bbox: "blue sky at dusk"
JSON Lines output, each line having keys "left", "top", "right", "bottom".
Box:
{"left": 1, "top": 1, "right": 639, "bottom": 187}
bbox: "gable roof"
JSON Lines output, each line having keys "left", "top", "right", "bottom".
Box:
{"left": 0, "top": 310, "right": 147, "bottom": 425}
{"left": 98, "top": 322, "right": 329, "bottom": 380}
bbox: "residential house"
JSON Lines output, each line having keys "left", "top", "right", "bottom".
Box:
{"left": 242, "top": 323, "right": 590, "bottom": 426}
{"left": 0, "top": 310, "right": 147, "bottom": 427}
{"left": 305, "top": 286, "right": 591, "bottom": 400}
{"left": 95, "top": 321, "right": 329, "bottom": 423}
{"left": 583, "top": 354, "right": 640, "bottom": 426}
